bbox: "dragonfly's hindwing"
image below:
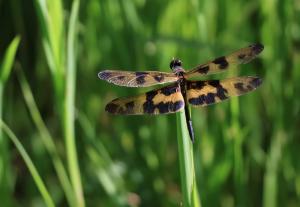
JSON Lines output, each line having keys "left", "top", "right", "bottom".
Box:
{"left": 106, "top": 84, "right": 184, "bottom": 115}
{"left": 187, "top": 76, "right": 262, "bottom": 106}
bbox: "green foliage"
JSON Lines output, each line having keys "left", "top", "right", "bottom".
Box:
{"left": 0, "top": 0, "right": 300, "bottom": 206}
{"left": 18, "top": 70, "right": 76, "bottom": 206}
{"left": 0, "top": 120, "right": 55, "bottom": 207}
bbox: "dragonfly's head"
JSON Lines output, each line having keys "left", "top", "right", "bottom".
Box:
{"left": 170, "top": 58, "right": 184, "bottom": 73}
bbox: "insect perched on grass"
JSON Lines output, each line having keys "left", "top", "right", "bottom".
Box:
{"left": 98, "top": 43, "right": 264, "bottom": 142}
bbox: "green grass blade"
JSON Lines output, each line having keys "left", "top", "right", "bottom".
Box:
{"left": 176, "top": 110, "right": 201, "bottom": 207}
{"left": 0, "top": 120, "right": 55, "bottom": 207}
{"left": 0, "top": 84, "right": 11, "bottom": 207}
{"left": 230, "top": 95, "right": 246, "bottom": 205}
{"left": 32, "top": 0, "right": 54, "bottom": 74}
{"left": 33, "top": 0, "right": 64, "bottom": 74}
{"left": 33, "top": 0, "right": 65, "bottom": 111}
{"left": 18, "top": 69, "right": 76, "bottom": 207}
{"left": 65, "top": 0, "right": 85, "bottom": 206}
{"left": 0, "top": 36, "right": 21, "bottom": 83}
{"left": 263, "top": 131, "right": 285, "bottom": 207}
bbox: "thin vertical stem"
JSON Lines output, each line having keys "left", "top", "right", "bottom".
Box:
{"left": 231, "top": 93, "right": 245, "bottom": 206}
{"left": 64, "top": 0, "right": 85, "bottom": 206}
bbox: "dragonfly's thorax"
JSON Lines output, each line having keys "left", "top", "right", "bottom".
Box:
{"left": 170, "top": 58, "right": 185, "bottom": 74}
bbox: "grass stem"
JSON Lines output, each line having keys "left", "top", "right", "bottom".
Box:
{"left": 64, "top": 1, "right": 85, "bottom": 206}
{"left": 176, "top": 110, "right": 201, "bottom": 207}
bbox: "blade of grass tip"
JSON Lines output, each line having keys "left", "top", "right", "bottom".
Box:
{"left": 176, "top": 110, "right": 201, "bottom": 207}
{"left": 34, "top": 0, "right": 64, "bottom": 75}
{"left": 17, "top": 69, "right": 76, "bottom": 207}
{"left": 65, "top": 0, "right": 85, "bottom": 206}
{"left": 0, "top": 35, "right": 21, "bottom": 206}
{"left": 0, "top": 36, "right": 21, "bottom": 83}
{"left": 33, "top": 0, "right": 55, "bottom": 74}
{"left": 0, "top": 120, "right": 55, "bottom": 207}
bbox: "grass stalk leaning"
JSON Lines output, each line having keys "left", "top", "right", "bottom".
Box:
{"left": 0, "top": 120, "right": 55, "bottom": 207}
{"left": 176, "top": 110, "right": 201, "bottom": 207}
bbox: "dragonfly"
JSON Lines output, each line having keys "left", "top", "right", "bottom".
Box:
{"left": 98, "top": 43, "right": 264, "bottom": 142}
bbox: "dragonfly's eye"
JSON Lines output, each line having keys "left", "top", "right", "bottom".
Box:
{"left": 170, "top": 59, "right": 182, "bottom": 70}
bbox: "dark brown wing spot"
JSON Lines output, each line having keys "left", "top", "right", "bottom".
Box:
{"left": 208, "top": 80, "right": 220, "bottom": 87}
{"left": 157, "top": 101, "right": 184, "bottom": 113}
{"left": 212, "top": 56, "right": 229, "bottom": 69}
{"left": 208, "top": 80, "right": 228, "bottom": 100}
{"left": 143, "top": 90, "right": 158, "bottom": 113}
{"left": 234, "top": 82, "right": 246, "bottom": 92}
{"left": 135, "top": 72, "right": 148, "bottom": 85}
{"left": 234, "top": 78, "right": 262, "bottom": 93}
{"left": 117, "top": 75, "right": 125, "bottom": 80}
{"left": 143, "top": 102, "right": 155, "bottom": 114}
{"left": 250, "top": 77, "right": 262, "bottom": 88}
{"left": 154, "top": 74, "right": 165, "bottom": 82}
{"left": 105, "top": 102, "right": 119, "bottom": 113}
{"left": 187, "top": 81, "right": 205, "bottom": 90}
{"left": 124, "top": 101, "right": 135, "bottom": 114}
{"left": 216, "top": 87, "right": 228, "bottom": 100}
{"left": 251, "top": 43, "right": 264, "bottom": 55}
{"left": 197, "top": 65, "right": 210, "bottom": 74}
{"left": 238, "top": 54, "right": 246, "bottom": 60}
{"left": 146, "top": 90, "right": 158, "bottom": 100}
{"left": 161, "top": 85, "right": 178, "bottom": 96}
{"left": 189, "top": 93, "right": 216, "bottom": 105}
{"left": 105, "top": 101, "right": 136, "bottom": 114}
{"left": 208, "top": 80, "right": 229, "bottom": 99}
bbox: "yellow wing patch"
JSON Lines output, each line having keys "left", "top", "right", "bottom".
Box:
{"left": 105, "top": 84, "right": 184, "bottom": 115}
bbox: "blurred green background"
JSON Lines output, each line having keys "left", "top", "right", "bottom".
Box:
{"left": 0, "top": 0, "right": 300, "bottom": 206}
